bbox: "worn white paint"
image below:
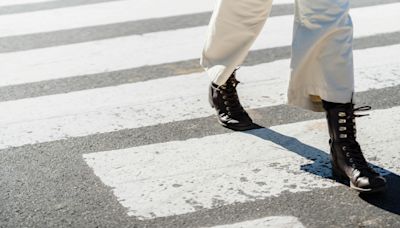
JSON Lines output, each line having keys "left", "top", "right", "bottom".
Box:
{"left": 0, "top": 14, "right": 288, "bottom": 87}
{"left": 204, "top": 216, "right": 305, "bottom": 228}
{"left": 273, "top": 0, "right": 292, "bottom": 3}
{"left": 0, "top": 0, "right": 213, "bottom": 38}
{"left": 1, "top": 3, "right": 399, "bottom": 87}
{"left": 0, "top": 0, "right": 293, "bottom": 38}
{"left": 0, "top": 44, "right": 399, "bottom": 149}
{"left": 0, "top": 0, "right": 56, "bottom": 7}
{"left": 0, "top": 0, "right": 293, "bottom": 37}
{"left": 83, "top": 107, "right": 399, "bottom": 219}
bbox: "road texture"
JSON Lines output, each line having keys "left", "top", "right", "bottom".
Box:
{"left": 0, "top": 0, "right": 400, "bottom": 227}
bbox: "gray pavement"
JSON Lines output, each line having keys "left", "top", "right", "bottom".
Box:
{"left": 0, "top": 0, "right": 400, "bottom": 227}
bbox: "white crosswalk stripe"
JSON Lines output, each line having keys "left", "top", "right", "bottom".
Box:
{"left": 1, "top": 0, "right": 399, "bottom": 225}
{"left": 0, "top": 0, "right": 56, "bottom": 7}
{"left": 0, "top": 44, "right": 399, "bottom": 150}
{"left": 204, "top": 216, "right": 305, "bottom": 228}
{"left": 0, "top": 0, "right": 296, "bottom": 38}
{"left": 1, "top": 3, "right": 399, "bottom": 87}
{"left": 83, "top": 107, "right": 399, "bottom": 219}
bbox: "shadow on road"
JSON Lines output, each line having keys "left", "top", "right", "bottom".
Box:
{"left": 243, "top": 124, "right": 400, "bottom": 215}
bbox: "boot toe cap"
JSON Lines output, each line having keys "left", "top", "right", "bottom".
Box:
{"left": 224, "top": 120, "right": 254, "bottom": 131}
{"left": 355, "top": 175, "right": 387, "bottom": 192}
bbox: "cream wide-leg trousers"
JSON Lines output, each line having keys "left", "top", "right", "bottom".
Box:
{"left": 200, "top": 0, "right": 355, "bottom": 111}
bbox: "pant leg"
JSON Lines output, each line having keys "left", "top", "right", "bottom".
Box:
{"left": 200, "top": 0, "right": 273, "bottom": 86}
{"left": 288, "top": 0, "right": 354, "bottom": 112}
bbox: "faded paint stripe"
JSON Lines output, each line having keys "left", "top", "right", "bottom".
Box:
{"left": 1, "top": 0, "right": 396, "bottom": 53}
{"left": 83, "top": 107, "right": 399, "bottom": 219}
{"left": 0, "top": 44, "right": 399, "bottom": 149}
{"left": 0, "top": 0, "right": 56, "bottom": 7}
{"left": 204, "top": 216, "right": 305, "bottom": 228}
{"left": 0, "top": 0, "right": 127, "bottom": 16}
{"left": 1, "top": 3, "right": 399, "bottom": 87}
{"left": 1, "top": 84, "right": 399, "bottom": 156}
{"left": 0, "top": 0, "right": 213, "bottom": 37}
{"left": 1, "top": 31, "right": 399, "bottom": 102}
{"left": 0, "top": 0, "right": 293, "bottom": 34}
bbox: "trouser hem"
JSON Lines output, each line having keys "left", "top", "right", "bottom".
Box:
{"left": 287, "top": 85, "right": 353, "bottom": 112}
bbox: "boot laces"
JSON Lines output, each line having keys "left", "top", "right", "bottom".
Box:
{"left": 342, "top": 105, "right": 376, "bottom": 173}
{"left": 343, "top": 142, "right": 370, "bottom": 170}
{"left": 220, "top": 73, "right": 245, "bottom": 116}
{"left": 353, "top": 105, "right": 371, "bottom": 117}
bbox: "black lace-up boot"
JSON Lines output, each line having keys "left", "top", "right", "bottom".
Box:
{"left": 209, "top": 70, "right": 254, "bottom": 131}
{"left": 323, "top": 101, "right": 387, "bottom": 193}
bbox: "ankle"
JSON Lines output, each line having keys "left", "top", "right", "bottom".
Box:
{"left": 322, "top": 100, "right": 352, "bottom": 111}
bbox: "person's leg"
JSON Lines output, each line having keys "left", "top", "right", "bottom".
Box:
{"left": 201, "top": 0, "right": 273, "bottom": 131}
{"left": 288, "top": 0, "right": 386, "bottom": 192}
{"left": 201, "top": 0, "right": 273, "bottom": 86}
{"left": 288, "top": 0, "right": 354, "bottom": 111}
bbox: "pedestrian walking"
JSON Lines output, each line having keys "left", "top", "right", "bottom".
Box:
{"left": 201, "top": 0, "right": 386, "bottom": 192}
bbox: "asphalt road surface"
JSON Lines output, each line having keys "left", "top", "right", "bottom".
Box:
{"left": 1, "top": 0, "right": 400, "bottom": 227}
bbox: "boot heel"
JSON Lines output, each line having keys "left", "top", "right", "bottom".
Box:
{"left": 332, "top": 165, "right": 347, "bottom": 181}
{"left": 209, "top": 85, "right": 215, "bottom": 108}
{"left": 209, "top": 98, "right": 215, "bottom": 108}
{"left": 209, "top": 101, "right": 215, "bottom": 108}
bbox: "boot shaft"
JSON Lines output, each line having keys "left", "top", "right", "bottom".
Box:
{"left": 209, "top": 71, "right": 243, "bottom": 116}
{"left": 322, "top": 101, "right": 382, "bottom": 188}
{"left": 323, "top": 101, "right": 357, "bottom": 142}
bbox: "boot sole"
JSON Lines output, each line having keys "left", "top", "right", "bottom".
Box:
{"left": 332, "top": 165, "right": 387, "bottom": 194}
{"left": 216, "top": 118, "right": 255, "bottom": 131}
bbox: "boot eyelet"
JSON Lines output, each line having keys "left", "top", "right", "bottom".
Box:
{"left": 338, "top": 112, "right": 346, "bottom": 117}
{"left": 222, "top": 96, "right": 227, "bottom": 99}
{"left": 338, "top": 119, "right": 346, "bottom": 124}
{"left": 339, "top": 134, "right": 347, "bottom": 138}
{"left": 224, "top": 101, "right": 228, "bottom": 105}
{"left": 342, "top": 146, "right": 346, "bottom": 151}
{"left": 226, "top": 107, "right": 230, "bottom": 111}
{"left": 349, "top": 158, "right": 353, "bottom": 163}
{"left": 346, "top": 152, "right": 350, "bottom": 157}
{"left": 339, "top": 127, "right": 347, "bottom": 131}
{"left": 228, "top": 112, "right": 231, "bottom": 115}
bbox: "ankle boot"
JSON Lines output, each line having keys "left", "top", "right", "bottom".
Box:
{"left": 323, "top": 101, "right": 386, "bottom": 193}
{"left": 209, "top": 70, "right": 253, "bottom": 131}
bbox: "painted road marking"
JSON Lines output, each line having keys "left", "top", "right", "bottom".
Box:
{"left": 204, "top": 216, "right": 305, "bottom": 228}
{"left": 0, "top": 0, "right": 56, "bottom": 7}
{"left": 0, "top": 0, "right": 214, "bottom": 37}
{"left": 83, "top": 107, "right": 399, "bottom": 220}
{"left": 1, "top": 3, "right": 399, "bottom": 87}
{"left": 0, "top": 0, "right": 295, "bottom": 38}
{"left": 0, "top": 44, "right": 399, "bottom": 149}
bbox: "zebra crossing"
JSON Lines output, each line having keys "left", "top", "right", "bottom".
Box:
{"left": 2, "top": 3, "right": 400, "bottom": 87}
{"left": 0, "top": 0, "right": 56, "bottom": 7}
{"left": 1, "top": 0, "right": 400, "bottom": 227}
{"left": 1, "top": 45, "right": 400, "bottom": 150}
{"left": 83, "top": 108, "right": 400, "bottom": 219}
